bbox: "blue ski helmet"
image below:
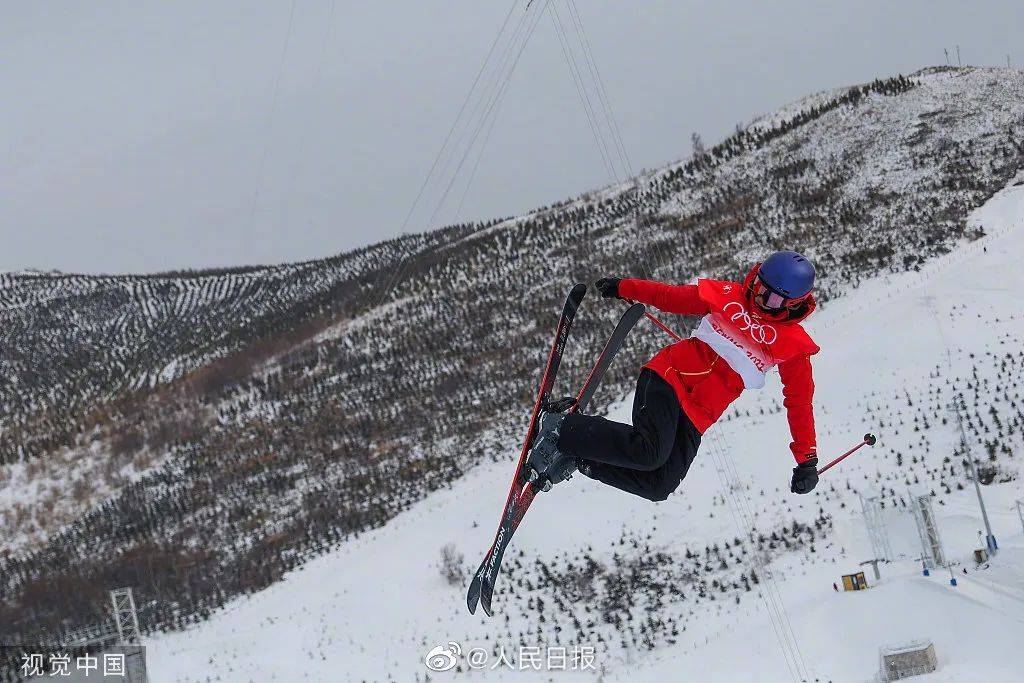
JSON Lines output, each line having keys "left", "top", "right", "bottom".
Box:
{"left": 751, "top": 251, "right": 815, "bottom": 311}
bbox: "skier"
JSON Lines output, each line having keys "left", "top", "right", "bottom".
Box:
{"left": 525, "top": 250, "right": 821, "bottom": 501}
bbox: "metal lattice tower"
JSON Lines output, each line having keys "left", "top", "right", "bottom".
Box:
{"left": 110, "top": 587, "right": 141, "bottom": 645}
{"left": 110, "top": 587, "right": 148, "bottom": 683}
{"left": 910, "top": 493, "right": 946, "bottom": 569}
{"left": 860, "top": 494, "right": 894, "bottom": 561}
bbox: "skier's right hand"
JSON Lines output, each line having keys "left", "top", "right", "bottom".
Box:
{"left": 595, "top": 277, "right": 622, "bottom": 299}
{"left": 790, "top": 458, "right": 819, "bottom": 494}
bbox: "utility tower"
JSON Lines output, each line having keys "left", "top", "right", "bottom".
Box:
{"left": 860, "top": 494, "right": 894, "bottom": 561}
{"left": 110, "top": 588, "right": 141, "bottom": 644}
{"left": 910, "top": 492, "right": 946, "bottom": 570}
{"left": 951, "top": 399, "right": 998, "bottom": 555}
{"left": 110, "top": 587, "right": 147, "bottom": 683}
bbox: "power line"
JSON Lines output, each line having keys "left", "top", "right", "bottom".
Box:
{"left": 704, "top": 432, "right": 807, "bottom": 682}
{"left": 549, "top": 2, "right": 620, "bottom": 180}
{"left": 245, "top": 0, "right": 299, "bottom": 263}
{"left": 565, "top": 0, "right": 633, "bottom": 173}
{"left": 427, "top": 0, "right": 552, "bottom": 228}
{"left": 549, "top": 4, "right": 812, "bottom": 677}
{"left": 397, "top": 0, "right": 524, "bottom": 236}
{"left": 280, "top": 0, "right": 339, "bottom": 235}
{"left": 369, "top": 1, "right": 540, "bottom": 309}
{"left": 451, "top": 5, "right": 542, "bottom": 220}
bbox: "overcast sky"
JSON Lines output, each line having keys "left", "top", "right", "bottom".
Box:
{"left": 2, "top": 1, "right": 1021, "bottom": 274}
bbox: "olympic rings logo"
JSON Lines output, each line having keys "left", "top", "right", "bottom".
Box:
{"left": 723, "top": 301, "right": 777, "bottom": 344}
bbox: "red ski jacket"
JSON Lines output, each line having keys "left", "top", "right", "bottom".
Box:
{"left": 619, "top": 277, "right": 820, "bottom": 464}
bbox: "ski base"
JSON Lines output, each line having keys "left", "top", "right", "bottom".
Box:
{"left": 467, "top": 299, "right": 645, "bottom": 615}
{"left": 467, "top": 284, "right": 587, "bottom": 615}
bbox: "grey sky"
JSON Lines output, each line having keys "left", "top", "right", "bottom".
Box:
{"left": 2, "top": 1, "right": 1021, "bottom": 274}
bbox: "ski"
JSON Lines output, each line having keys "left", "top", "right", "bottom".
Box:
{"left": 471, "top": 301, "right": 646, "bottom": 616}
{"left": 574, "top": 302, "right": 646, "bottom": 413}
{"left": 466, "top": 283, "right": 587, "bottom": 615}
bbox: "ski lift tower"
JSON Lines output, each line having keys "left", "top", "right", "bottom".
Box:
{"left": 910, "top": 492, "right": 945, "bottom": 570}
{"left": 860, "top": 558, "right": 883, "bottom": 582}
{"left": 860, "top": 494, "right": 894, "bottom": 561}
{"left": 1016, "top": 498, "right": 1024, "bottom": 534}
{"left": 951, "top": 399, "right": 997, "bottom": 555}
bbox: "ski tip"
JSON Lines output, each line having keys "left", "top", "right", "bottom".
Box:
{"left": 479, "top": 578, "right": 496, "bottom": 617}
{"left": 624, "top": 302, "right": 646, "bottom": 321}
{"left": 466, "top": 574, "right": 483, "bottom": 614}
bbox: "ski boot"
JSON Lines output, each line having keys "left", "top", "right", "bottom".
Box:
{"left": 524, "top": 397, "right": 578, "bottom": 492}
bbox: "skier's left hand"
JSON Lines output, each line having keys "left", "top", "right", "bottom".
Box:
{"left": 595, "top": 277, "right": 622, "bottom": 299}
{"left": 790, "top": 458, "right": 819, "bottom": 494}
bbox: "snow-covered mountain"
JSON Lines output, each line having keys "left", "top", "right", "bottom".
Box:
{"left": 2, "top": 67, "right": 1023, "bottom": 676}
{"left": 147, "top": 170, "right": 1024, "bottom": 682}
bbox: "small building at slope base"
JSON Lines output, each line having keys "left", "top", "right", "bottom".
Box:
{"left": 878, "top": 640, "right": 938, "bottom": 681}
{"left": 841, "top": 571, "right": 868, "bottom": 591}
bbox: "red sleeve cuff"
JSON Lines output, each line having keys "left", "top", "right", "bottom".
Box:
{"left": 792, "top": 446, "right": 818, "bottom": 464}
{"left": 618, "top": 278, "right": 643, "bottom": 300}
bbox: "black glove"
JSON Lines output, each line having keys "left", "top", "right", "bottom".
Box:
{"left": 790, "top": 458, "right": 819, "bottom": 494}
{"left": 595, "top": 277, "right": 622, "bottom": 299}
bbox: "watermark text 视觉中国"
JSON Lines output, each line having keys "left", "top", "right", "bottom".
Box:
{"left": 3, "top": 646, "right": 145, "bottom": 680}
{"left": 20, "top": 651, "right": 125, "bottom": 678}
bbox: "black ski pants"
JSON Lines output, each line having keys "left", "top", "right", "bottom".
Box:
{"left": 558, "top": 369, "right": 701, "bottom": 502}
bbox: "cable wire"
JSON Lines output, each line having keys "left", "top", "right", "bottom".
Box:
{"left": 551, "top": 2, "right": 812, "bottom": 677}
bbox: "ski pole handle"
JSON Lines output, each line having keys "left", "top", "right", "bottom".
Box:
{"left": 817, "top": 433, "right": 877, "bottom": 476}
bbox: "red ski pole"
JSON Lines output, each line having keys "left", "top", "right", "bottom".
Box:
{"left": 625, "top": 299, "right": 684, "bottom": 342}
{"left": 626, "top": 298, "right": 876, "bottom": 476}
{"left": 642, "top": 310, "right": 684, "bottom": 341}
{"left": 817, "top": 433, "right": 877, "bottom": 476}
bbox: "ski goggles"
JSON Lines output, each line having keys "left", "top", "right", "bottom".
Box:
{"left": 752, "top": 275, "right": 806, "bottom": 312}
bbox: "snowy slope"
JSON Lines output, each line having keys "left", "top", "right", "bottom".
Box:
{"left": 143, "top": 175, "right": 1024, "bottom": 680}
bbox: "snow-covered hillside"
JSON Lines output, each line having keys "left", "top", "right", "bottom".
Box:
{"left": 143, "top": 171, "right": 1024, "bottom": 681}
{"left": 4, "top": 66, "right": 1023, "bottom": 664}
